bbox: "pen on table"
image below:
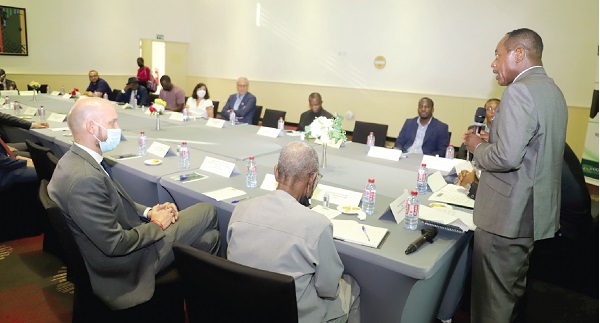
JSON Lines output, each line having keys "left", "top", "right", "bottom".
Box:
{"left": 231, "top": 197, "right": 250, "bottom": 204}
{"left": 362, "top": 226, "right": 371, "bottom": 241}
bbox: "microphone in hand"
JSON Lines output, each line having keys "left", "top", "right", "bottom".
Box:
{"left": 405, "top": 226, "right": 438, "bottom": 255}
{"left": 473, "top": 107, "right": 487, "bottom": 134}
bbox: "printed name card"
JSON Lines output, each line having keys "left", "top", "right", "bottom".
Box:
{"left": 51, "top": 91, "right": 61, "bottom": 96}
{"left": 120, "top": 103, "right": 133, "bottom": 109}
{"left": 19, "top": 91, "right": 34, "bottom": 96}
{"left": 427, "top": 171, "right": 448, "bottom": 193}
{"left": 0, "top": 90, "right": 18, "bottom": 96}
{"left": 205, "top": 118, "right": 226, "bottom": 128}
{"left": 22, "top": 107, "right": 38, "bottom": 116}
{"left": 260, "top": 173, "right": 278, "bottom": 191}
{"left": 387, "top": 189, "right": 410, "bottom": 224}
{"left": 256, "top": 126, "right": 283, "bottom": 138}
{"left": 313, "top": 184, "right": 363, "bottom": 207}
{"left": 62, "top": 93, "right": 72, "bottom": 99}
{"left": 146, "top": 141, "right": 172, "bottom": 158}
{"left": 200, "top": 156, "right": 240, "bottom": 178}
{"left": 169, "top": 112, "right": 185, "bottom": 121}
{"left": 47, "top": 113, "right": 67, "bottom": 122}
{"left": 421, "top": 155, "right": 464, "bottom": 175}
{"left": 367, "top": 146, "right": 402, "bottom": 161}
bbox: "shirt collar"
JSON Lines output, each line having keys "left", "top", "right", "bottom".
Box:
{"left": 417, "top": 116, "right": 433, "bottom": 127}
{"left": 513, "top": 65, "right": 542, "bottom": 83}
{"left": 75, "top": 142, "right": 103, "bottom": 165}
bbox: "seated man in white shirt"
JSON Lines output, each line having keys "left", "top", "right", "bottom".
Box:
{"left": 227, "top": 141, "right": 360, "bottom": 323}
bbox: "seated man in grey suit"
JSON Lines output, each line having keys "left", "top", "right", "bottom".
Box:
{"left": 227, "top": 141, "right": 360, "bottom": 323}
{"left": 48, "top": 97, "right": 222, "bottom": 310}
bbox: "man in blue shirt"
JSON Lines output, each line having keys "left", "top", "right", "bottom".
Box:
{"left": 394, "top": 97, "right": 449, "bottom": 156}
{"left": 84, "top": 70, "right": 112, "bottom": 97}
{"left": 220, "top": 77, "right": 257, "bottom": 124}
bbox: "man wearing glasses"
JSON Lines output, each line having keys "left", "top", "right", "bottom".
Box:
{"left": 84, "top": 70, "right": 112, "bottom": 97}
{"left": 227, "top": 142, "right": 360, "bottom": 323}
{"left": 220, "top": 77, "right": 257, "bottom": 124}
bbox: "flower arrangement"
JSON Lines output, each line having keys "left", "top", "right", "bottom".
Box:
{"left": 149, "top": 99, "right": 167, "bottom": 115}
{"left": 29, "top": 81, "right": 40, "bottom": 91}
{"left": 70, "top": 88, "right": 80, "bottom": 98}
{"left": 304, "top": 114, "right": 346, "bottom": 144}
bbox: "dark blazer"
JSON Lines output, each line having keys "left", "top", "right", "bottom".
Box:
{"left": 115, "top": 86, "right": 149, "bottom": 106}
{"left": 0, "top": 111, "right": 33, "bottom": 143}
{"left": 48, "top": 144, "right": 166, "bottom": 310}
{"left": 0, "top": 78, "right": 17, "bottom": 91}
{"left": 394, "top": 117, "right": 449, "bottom": 156}
{"left": 220, "top": 92, "right": 257, "bottom": 124}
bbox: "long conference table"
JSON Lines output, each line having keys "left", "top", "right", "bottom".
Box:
{"left": 2, "top": 94, "right": 473, "bottom": 323}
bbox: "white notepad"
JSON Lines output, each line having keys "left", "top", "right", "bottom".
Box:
{"left": 330, "top": 220, "right": 389, "bottom": 248}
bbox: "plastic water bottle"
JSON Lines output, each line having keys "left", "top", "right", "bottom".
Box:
{"left": 367, "top": 132, "right": 375, "bottom": 150}
{"left": 246, "top": 156, "right": 257, "bottom": 188}
{"left": 138, "top": 131, "right": 147, "bottom": 156}
{"left": 103, "top": 92, "right": 108, "bottom": 100}
{"left": 14, "top": 101, "right": 20, "bottom": 116}
{"left": 179, "top": 142, "right": 190, "bottom": 169}
{"left": 445, "top": 144, "right": 455, "bottom": 159}
{"left": 60, "top": 86, "right": 65, "bottom": 95}
{"left": 4, "top": 96, "right": 10, "bottom": 109}
{"left": 230, "top": 110, "right": 236, "bottom": 125}
{"left": 277, "top": 117, "right": 284, "bottom": 130}
{"left": 46, "top": 85, "right": 50, "bottom": 94}
{"left": 38, "top": 106, "right": 46, "bottom": 121}
{"left": 361, "top": 178, "right": 376, "bottom": 215}
{"left": 182, "top": 106, "right": 189, "bottom": 122}
{"left": 133, "top": 98, "right": 138, "bottom": 109}
{"left": 417, "top": 163, "right": 428, "bottom": 194}
{"left": 404, "top": 190, "right": 419, "bottom": 230}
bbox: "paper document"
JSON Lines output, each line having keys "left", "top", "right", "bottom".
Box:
{"left": 419, "top": 205, "right": 475, "bottom": 233}
{"left": 428, "top": 184, "right": 474, "bottom": 209}
{"left": 331, "top": 219, "right": 389, "bottom": 248}
{"left": 313, "top": 184, "right": 363, "bottom": 207}
{"left": 311, "top": 205, "right": 341, "bottom": 220}
{"left": 203, "top": 187, "right": 246, "bottom": 201}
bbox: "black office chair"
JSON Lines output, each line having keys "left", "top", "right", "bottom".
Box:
{"left": 149, "top": 93, "right": 159, "bottom": 104}
{"left": 253, "top": 105, "right": 263, "bottom": 125}
{"left": 107, "top": 89, "right": 120, "bottom": 101}
{"left": 173, "top": 243, "right": 298, "bottom": 323}
{"left": 212, "top": 101, "right": 220, "bottom": 117}
{"left": 352, "top": 121, "right": 389, "bottom": 147}
{"left": 261, "top": 109, "right": 286, "bottom": 128}
{"left": 24, "top": 139, "right": 55, "bottom": 182}
{"left": 27, "top": 84, "right": 48, "bottom": 93}
{"left": 39, "top": 180, "right": 185, "bottom": 323}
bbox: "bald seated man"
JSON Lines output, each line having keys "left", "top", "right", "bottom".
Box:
{"left": 227, "top": 141, "right": 361, "bottom": 323}
{"left": 48, "top": 97, "right": 221, "bottom": 310}
{"left": 220, "top": 77, "right": 257, "bottom": 124}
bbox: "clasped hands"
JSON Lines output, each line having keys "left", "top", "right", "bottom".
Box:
{"left": 149, "top": 202, "right": 179, "bottom": 230}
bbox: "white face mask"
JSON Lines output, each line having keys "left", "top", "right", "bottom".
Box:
{"left": 93, "top": 121, "right": 122, "bottom": 153}
{"left": 197, "top": 89, "right": 206, "bottom": 98}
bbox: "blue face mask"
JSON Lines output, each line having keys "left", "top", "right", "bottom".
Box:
{"left": 93, "top": 121, "right": 121, "bottom": 153}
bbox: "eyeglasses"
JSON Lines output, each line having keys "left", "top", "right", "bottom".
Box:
{"left": 486, "top": 107, "right": 498, "bottom": 112}
{"left": 309, "top": 172, "right": 323, "bottom": 188}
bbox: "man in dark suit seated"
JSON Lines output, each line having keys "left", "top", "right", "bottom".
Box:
{"left": 0, "top": 69, "right": 18, "bottom": 91}
{"left": 116, "top": 77, "right": 149, "bottom": 107}
{"left": 0, "top": 138, "right": 37, "bottom": 190}
{"left": 0, "top": 111, "right": 49, "bottom": 157}
{"left": 220, "top": 77, "right": 257, "bottom": 124}
{"left": 296, "top": 92, "right": 333, "bottom": 131}
{"left": 48, "top": 97, "right": 222, "bottom": 310}
{"left": 394, "top": 97, "right": 450, "bottom": 156}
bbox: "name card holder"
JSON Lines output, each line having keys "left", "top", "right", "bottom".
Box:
{"left": 22, "top": 107, "right": 38, "bottom": 117}
{"left": 367, "top": 146, "right": 402, "bottom": 161}
{"left": 256, "top": 126, "right": 283, "bottom": 138}
{"left": 205, "top": 118, "right": 226, "bottom": 128}
{"left": 47, "top": 113, "right": 67, "bottom": 122}
{"left": 146, "top": 141, "right": 173, "bottom": 158}
{"left": 200, "top": 156, "right": 240, "bottom": 178}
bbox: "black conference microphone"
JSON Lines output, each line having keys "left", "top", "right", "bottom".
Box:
{"left": 405, "top": 226, "right": 438, "bottom": 255}
{"left": 473, "top": 107, "right": 487, "bottom": 134}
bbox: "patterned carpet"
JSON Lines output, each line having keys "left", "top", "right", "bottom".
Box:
{"left": 0, "top": 235, "right": 72, "bottom": 323}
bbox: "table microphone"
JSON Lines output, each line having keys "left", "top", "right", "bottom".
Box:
{"left": 405, "top": 227, "right": 438, "bottom": 255}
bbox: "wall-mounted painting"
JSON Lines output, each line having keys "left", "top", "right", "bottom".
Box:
{"left": 0, "top": 6, "right": 28, "bottom": 56}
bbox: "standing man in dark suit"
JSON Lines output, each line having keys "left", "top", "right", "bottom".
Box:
{"left": 116, "top": 77, "right": 149, "bottom": 107}
{"left": 463, "top": 28, "right": 568, "bottom": 322}
{"left": 48, "top": 97, "right": 222, "bottom": 310}
{"left": 0, "top": 69, "right": 17, "bottom": 91}
{"left": 220, "top": 77, "right": 257, "bottom": 124}
{"left": 394, "top": 97, "right": 450, "bottom": 156}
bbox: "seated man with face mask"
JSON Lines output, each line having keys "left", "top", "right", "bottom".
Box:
{"left": 48, "top": 97, "right": 222, "bottom": 310}
{"left": 227, "top": 141, "right": 361, "bottom": 323}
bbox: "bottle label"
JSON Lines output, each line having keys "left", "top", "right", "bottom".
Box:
{"left": 364, "top": 189, "right": 375, "bottom": 202}
{"left": 417, "top": 170, "right": 427, "bottom": 181}
{"left": 139, "top": 137, "right": 146, "bottom": 146}
{"left": 405, "top": 199, "right": 419, "bottom": 216}
{"left": 247, "top": 165, "right": 256, "bottom": 175}
{"left": 180, "top": 149, "right": 188, "bottom": 159}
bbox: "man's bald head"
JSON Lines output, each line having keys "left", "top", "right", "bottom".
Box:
{"left": 68, "top": 98, "right": 117, "bottom": 143}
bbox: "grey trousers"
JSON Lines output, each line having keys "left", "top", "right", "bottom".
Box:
{"left": 471, "top": 227, "right": 534, "bottom": 323}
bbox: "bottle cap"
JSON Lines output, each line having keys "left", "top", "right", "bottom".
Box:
{"left": 421, "top": 163, "right": 426, "bottom": 166}
{"left": 140, "top": 131, "right": 145, "bottom": 135}
{"left": 411, "top": 190, "right": 418, "bottom": 195}
{"left": 249, "top": 156, "right": 255, "bottom": 160}
{"left": 449, "top": 144, "right": 453, "bottom": 147}
{"left": 368, "top": 178, "right": 374, "bottom": 183}
{"left": 369, "top": 132, "right": 373, "bottom": 135}
{"left": 182, "top": 141, "right": 187, "bottom": 145}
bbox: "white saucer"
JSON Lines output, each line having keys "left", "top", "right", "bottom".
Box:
{"left": 337, "top": 205, "right": 362, "bottom": 214}
{"left": 144, "top": 159, "right": 163, "bottom": 166}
